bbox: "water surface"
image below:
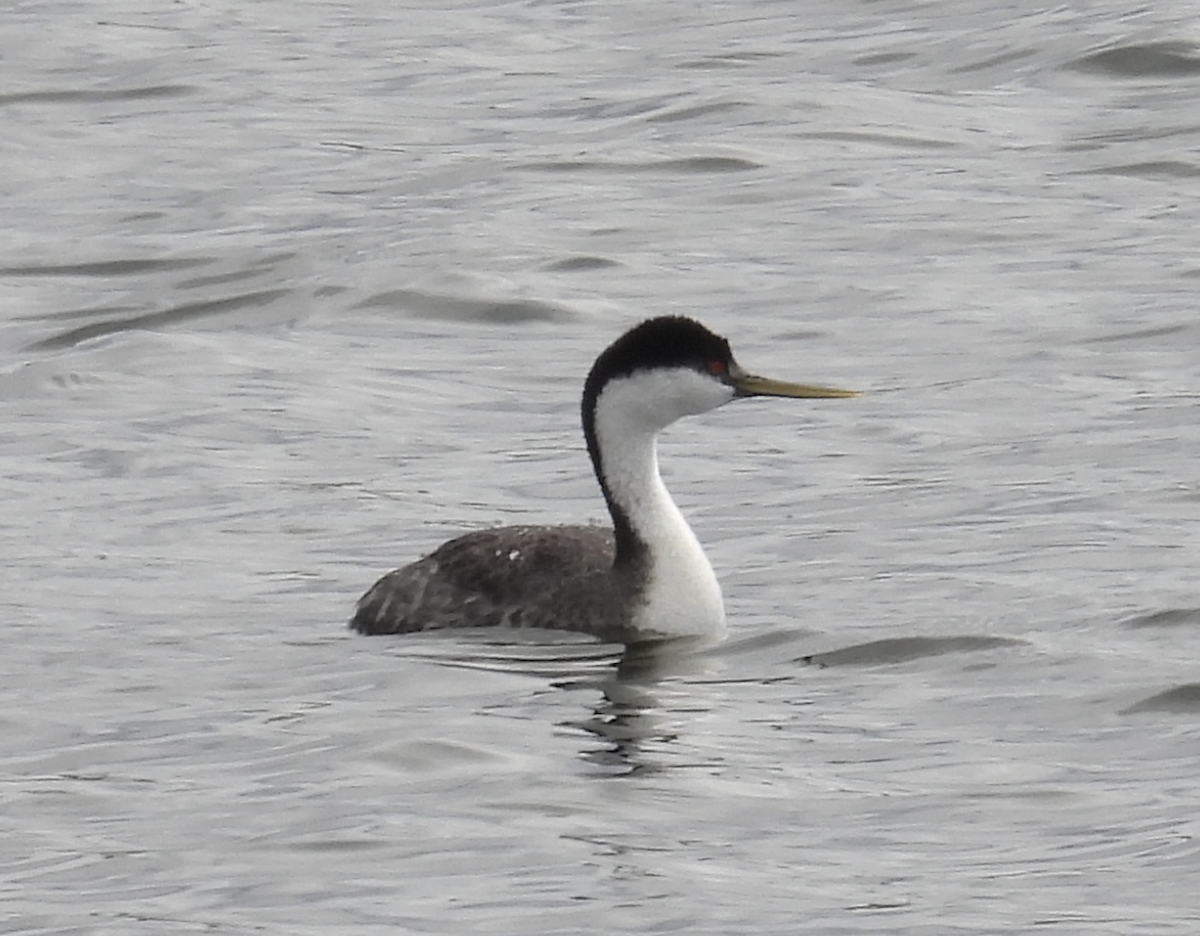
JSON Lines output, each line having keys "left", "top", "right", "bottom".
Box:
{"left": 3, "top": 1, "right": 1199, "bottom": 933}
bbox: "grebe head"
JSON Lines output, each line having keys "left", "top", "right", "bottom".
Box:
{"left": 582, "top": 316, "right": 859, "bottom": 437}
{"left": 580, "top": 316, "right": 859, "bottom": 574}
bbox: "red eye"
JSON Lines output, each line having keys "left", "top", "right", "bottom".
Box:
{"left": 707, "top": 360, "right": 726, "bottom": 376}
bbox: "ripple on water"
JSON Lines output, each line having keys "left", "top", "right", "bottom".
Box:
{"left": 799, "top": 635, "right": 1024, "bottom": 668}
{"left": 1067, "top": 41, "right": 1200, "bottom": 78}
{"left": 14, "top": 252, "right": 306, "bottom": 351}
{"left": 354, "top": 288, "right": 576, "bottom": 324}
{"left": 1121, "top": 607, "right": 1200, "bottom": 629}
{"left": 1123, "top": 684, "right": 1200, "bottom": 715}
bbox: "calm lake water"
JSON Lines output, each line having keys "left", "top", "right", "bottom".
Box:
{"left": 3, "top": 1, "right": 1199, "bottom": 933}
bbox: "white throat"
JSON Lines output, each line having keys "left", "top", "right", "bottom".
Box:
{"left": 592, "top": 369, "right": 735, "bottom": 641}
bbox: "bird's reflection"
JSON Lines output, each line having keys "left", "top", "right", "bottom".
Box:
{"left": 394, "top": 629, "right": 728, "bottom": 776}
{"left": 562, "top": 637, "right": 722, "bottom": 776}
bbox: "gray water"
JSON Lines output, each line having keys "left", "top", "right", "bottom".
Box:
{"left": 3, "top": 1, "right": 1200, "bottom": 932}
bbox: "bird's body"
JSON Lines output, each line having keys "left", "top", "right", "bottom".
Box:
{"left": 354, "top": 524, "right": 629, "bottom": 638}
{"left": 351, "top": 316, "right": 856, "bottom": 644}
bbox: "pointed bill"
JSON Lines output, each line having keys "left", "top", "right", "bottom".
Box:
{"left": 731, "top": 373, "right": 861, "bottom": 399}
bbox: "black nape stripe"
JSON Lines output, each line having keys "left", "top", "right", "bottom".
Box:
{"left": 580, "top": 316, "right": 733, "bottom": 565}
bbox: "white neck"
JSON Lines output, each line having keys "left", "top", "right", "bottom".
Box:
{"left": 591, "top": 370, "right": 732, "bottom": 641}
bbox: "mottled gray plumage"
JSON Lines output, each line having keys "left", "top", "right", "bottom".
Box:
{"left": 351, "top": 524, "right": 645, "bottom": 641}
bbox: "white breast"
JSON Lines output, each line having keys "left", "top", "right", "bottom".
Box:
{"left": 591, "top": 368, "right": 734, "bottom": 641}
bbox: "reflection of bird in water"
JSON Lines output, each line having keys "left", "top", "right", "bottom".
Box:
{"left": 567, "top": 641, "right": 722, "bottom": 776}
{"left": 352, "top": 316, "right": 857, "bottom": 643}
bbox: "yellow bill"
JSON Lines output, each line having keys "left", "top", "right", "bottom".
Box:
{"left": 731, "top": 373, "right": 861, "bottom": 399}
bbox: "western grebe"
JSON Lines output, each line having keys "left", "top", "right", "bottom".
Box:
{"left": 351, "top": 316, "right": 858, "bottom": 643}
